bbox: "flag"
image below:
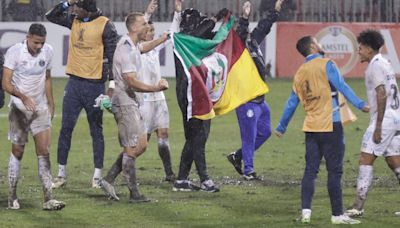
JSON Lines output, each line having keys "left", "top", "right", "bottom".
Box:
{"left": 338, "top": 93, "right": 357, "bottom": 125}
{"left": 172, "top": 15, "right": 268, "bottom": 120}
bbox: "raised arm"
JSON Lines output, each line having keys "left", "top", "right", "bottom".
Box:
{"left": 144, "top": 0, "right": 158, "bottom": 21}
{"left": 251, "top": 0, "right": 283, "bottom": 44}
{"left": 45, "top": 0, "right": 76, "bottom": 29}
{"left": 170, "top": 0, "right": 183, "bottom": 33}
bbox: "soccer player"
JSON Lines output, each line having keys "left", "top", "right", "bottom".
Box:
{"left": 100, "top": 12, "right": 169, "bottom": 203}
{"left": 138, "top": 0, "right": 182, "bottom": 182}
{"left": 46, "top": 0, "right": 118, "bottom": 188}
{"left": 2, "top": 23, "right": 65, "bottom": 210}
{"left": 345, "top": 29, "right": 400, "bottom": 217}
{"left": 227, "top": 0, "right": 283, "bottom": 180}
{"left": 275, "top": 36, "right": 368, "bottom": 224}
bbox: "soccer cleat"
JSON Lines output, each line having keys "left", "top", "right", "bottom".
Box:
{"left": 8, "top": 199, "right": 20, "bottom": 210}
{"left": 331, "top": 214, "right": 361, "bottom": 224}
{"left": 92, "top": 177, "right": 101, "bottom": 189}
{"left": 345, "top": 208, "right": 364, "bottom": 217}
{"left": 172, "top": 180, "right": 201, "bottom": 192}
{"left": 243, "top": 172, "right": 262, "bottom": 181}
{"left": 43, "top": 199, "right": 66, "bottom": 211}
{"left": 100, "top": 179, "right": 120, "bottom": 201}
{"left": 52, "top": 176, "right": 67, "bottom": 189}
{"left": 395, "top": 211, "right": 400, "bottom": 216}
{"left": 165, "top": 173, "right": 176, "bottom": 182}
{"left": 200, "top": 179, "right": 220, "bottom": 193}
{"left": 129, "top": 195, "right": 151, "bottom": 204}
{"left": 227, "top": 152, "right": 243, "bottom": 175}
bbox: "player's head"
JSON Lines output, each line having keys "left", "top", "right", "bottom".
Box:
{"left": 125, "top": 12, "right": 149, "bottom": 42}
{"left": 145, "top": 21, "right": 155, "bottom": 41}
{"left": 296, "top": 36, "right": 324, "bottom": 57}
{"left": 27, "top": 23, "right": 47, "bottom": 55}
{"left": 357, "top": 29, "right": 384, "bottom": 63}
{"left": 74, "top": 0, "right": 97, "bottom": 19}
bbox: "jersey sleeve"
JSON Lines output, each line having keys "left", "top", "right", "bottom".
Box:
{"left": 3, "top": 45, "right": 18, "bottom": 71}
{"left": 370, "top": 62, "right": 386, "bottom": 89}
{"left": 120, "top": 45, "right": 137, "bottom": 74}
{"left": 46, "top": 45, "right": 54, "bottom": 70}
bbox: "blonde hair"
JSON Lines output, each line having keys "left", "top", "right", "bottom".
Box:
{"left": 125, "top": 12, "right": 144, "bottom": 32}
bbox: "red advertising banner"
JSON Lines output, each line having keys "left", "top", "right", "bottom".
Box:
{"left": 276, "top": 22, "right": 400, "bottom": 78}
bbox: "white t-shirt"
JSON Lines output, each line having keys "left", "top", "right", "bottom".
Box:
{"left": 3, "top": 40, "right": 53, "bottom": 110}
{"left": 112, "top": 35, "right": 143, "bottom": 106}
{"left": 365, "top": 53, "right": 400, "bottom": 129}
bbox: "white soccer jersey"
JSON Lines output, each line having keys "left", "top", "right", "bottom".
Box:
{"left": 365, "top": 53, "right": 400, "bottom": 129}
{"left": 3, "top": 40, "right": 53, "bottom": 110}
{"left": 112, "top": 35, "right": 143, "bottom": 106}
{"left": 140, "top": 45, "right": 166, "bottom": 101}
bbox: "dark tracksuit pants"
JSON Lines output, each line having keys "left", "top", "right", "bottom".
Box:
{"left": 175, "top": 57, "right": 210, "bottom": 182}
{"left": 302, "top": 122, "right": 344, "bottom": 216}
{"left": 57, "top": 77, "right": 105, "bottom": 169}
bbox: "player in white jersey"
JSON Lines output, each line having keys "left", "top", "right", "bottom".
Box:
{"left": 99, "top": 12, "right": 169, "bottom": 203}
{"left": 2, "top": 23, "right": 65, "bottom": 210}
{"left": 346, "top": 29, "right": 400, "bottom": 217}
{"left": 137, "top": 0, "right": 183, "bottom": 182}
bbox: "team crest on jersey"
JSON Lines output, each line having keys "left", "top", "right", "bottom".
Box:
{"left": 39, "top": 60, "right": 45, "bottom": 67}
{"left": 202, "top": 53, "right": 228, "bottom": 102}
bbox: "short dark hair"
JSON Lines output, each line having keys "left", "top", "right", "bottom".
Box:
{"left": 296, "top": 36, "right": 313, "bottom": 57}
{"left": 357, "top": 29, "right": 384, "bottom": 51}
{"left": 28, "top": 23, "right": 47, "bottom": 37}
{"left": 125, "top": 12, "right": 144, "bottom": 32}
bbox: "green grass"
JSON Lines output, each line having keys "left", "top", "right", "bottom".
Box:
{"left": 0, "top": 78, "right": 399, "bottom": 227}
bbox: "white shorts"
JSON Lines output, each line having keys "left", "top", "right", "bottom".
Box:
{"left": 360, "top": 124, "right": 400, "bottom": 157}
{"left": 8, "top": 104, "right": 51, "bottom": 145}
{"left": 140, "top": 100, "right": 169, "bottom": 133}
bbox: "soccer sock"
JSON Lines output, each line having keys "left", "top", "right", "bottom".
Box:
{"left": 393, "top": 166, "right": 400, "bottom": 184}
{"left": 93, "top": 168, "right": 102, "bottom": 179}
{"left": 158, "top": 138, "right": 174, "bottom": 176}
{"left": 104, "top": 152, "right": 123, "bottom": 183}
{"left": 122, "top": 153, "right": 140, "bottom": 199}
{"left": 38, "top": 156, "right": 53, "bottom": 202}
{"left": 8, "top": 153, "right": 21, "bottom": 201}
{"left": 57, "top": 164, "right": 66, "bottom": 178}
{"left": 354, "top": 165, "right": 373, "bottom": 210}
{"left": 302, "top": 209, "right": 312, "bottom": 219}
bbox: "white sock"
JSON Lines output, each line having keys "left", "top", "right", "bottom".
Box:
{"left": 38, "top": 156, "right": 53, "bottom": 202}
{"left": 58, "top": 164, "right": 66, "bottom": 178}
{"left": 93, "top": 168, "right": 102, "bottom": 179}
{"left": 354, "top": 165, "right": 373, "bottom": 210}
{"left": 8, "top": 153, "right": 21, "bottom": 200}
{"left": 302, "top": 209, "right": 311, "bottom": 218}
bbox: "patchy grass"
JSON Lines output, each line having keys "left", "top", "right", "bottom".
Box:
{"left": 0, "top": 78, "right": 398, "bottom": 227}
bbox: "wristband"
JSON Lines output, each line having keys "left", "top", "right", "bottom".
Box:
{"left": 108, "top": 80, "right": 115, "bottom": 89}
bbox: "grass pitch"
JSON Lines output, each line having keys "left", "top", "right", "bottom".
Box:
{"left": 0, "top": 78, "right": 399, "bottom": 227}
